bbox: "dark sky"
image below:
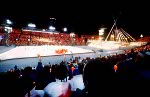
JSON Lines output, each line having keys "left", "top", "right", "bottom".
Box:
{"left": 0, "top": 2, "right": 150, "bottom": 37}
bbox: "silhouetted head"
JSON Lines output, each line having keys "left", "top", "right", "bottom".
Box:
{"left": 83, "top": 59, "right": 115, "bottom": 96}
{"left": 78, "top": 63, "right": 84, "bottom": 74}
{"left": 43, "top": 65, "right": 50, "bottom": 73}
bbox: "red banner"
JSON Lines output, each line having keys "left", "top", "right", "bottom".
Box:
{"left": 55, "top": 48, "right": 68, "bottom": 54}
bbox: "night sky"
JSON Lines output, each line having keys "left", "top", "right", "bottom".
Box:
{"left": 0, "top": 2, "right": 150, "bottom": 38}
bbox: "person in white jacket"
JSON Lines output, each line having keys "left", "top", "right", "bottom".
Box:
{"left": 69, "top": 63, "right": 85, "bottom": 92}
{"left": 44, "top": 64, "right": 72, "bottom": 97}
{"left": 44, "top": 79, "right": 72, "bottom": 97}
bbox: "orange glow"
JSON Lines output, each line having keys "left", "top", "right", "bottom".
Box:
{"left": 114, "top": 65, "right": 118, "bottom": 72}
{"left": 55, "top": 48, "right": 68, "bottom": 54}
{"left": 50, "top": 68, "right": 52, "bottom": 73}
{"left": 37, "top": 54, "right": 40, "bottom": 58}
{"left": 71, "top": 66, "right": 75, "bottom": 71}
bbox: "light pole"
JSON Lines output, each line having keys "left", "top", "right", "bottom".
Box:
{"left": 140, "top": 34, "right": 143, "bottom": 38}
{"left": 98, "top": 28, "right": 106, "bottom": 52}
{"left": 27, "top": 23, "right": 36, "bottom": 30}
{"left": 2, "top": 19, "right": 13, "bottom": 46}
{"left": 27, "top": 38, "right": 30, "bottom": 45}
{"left": 15, "top": 38, "right": 18, "bottom": 46}
{"left": 49, "top": 26, "right": 56, "bottom": 32}
{"left": 70, "top": 32, "right": 75, "bottom": 46}
{"left": 98, "top": 28, "right": 106, "bottom": 41}
{"left": 28, "top": 23, "right": 36, "bottom": 27}
{"left": 99, "top": 29, "right": 104, "bottom": 35}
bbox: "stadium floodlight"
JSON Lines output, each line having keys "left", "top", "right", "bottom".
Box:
{"left": 99, "top": 29, "right": 104, "bottom": 35}
{"left": 63, "top": 27, "right": 67, "bottom": 32}
{"left": 28, "top": 23, "right": 36, "bottom": 28}
{"left": 70, "top": 32, "right": 75, "bottom": 37}
{"left": 49, "top": 26, "right": 55, "bottom": 30}
{"left": 6, "top": 19, "right": 12, "bottom": 25}
{"left": 140, "top": 34, "right": 143, "bottom": 38}
{"left": 4, "top": 26, "right": 12, "bottom": 33}
{"left": 99, "top": 28, "right": 106, "bottom": 36}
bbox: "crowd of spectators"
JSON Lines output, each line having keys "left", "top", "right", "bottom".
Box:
{"left": 0, "top": 27, "right": 150, "bottom": 97}
{"left": 0, "top": 42, "right": 149, "bottom": 96}
{"left": 0, "top": 28, "right": 99, "bottom": 46}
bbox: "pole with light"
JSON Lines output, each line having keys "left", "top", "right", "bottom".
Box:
{"left": 140, "top": 34, "right": 143, "bottom": 38}
{"left": 70, "top": 32, "right": 75, "bottom": 46}
{"left": 4, "top": 19, "right": 13, "bottom": 46}
{"left": 99, "top": 28, "right": 106, "bottom": 41}
{"left": 63, "top": 27, "right": 67, "bottom": 32}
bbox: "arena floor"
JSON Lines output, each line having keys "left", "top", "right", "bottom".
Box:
{"left": 0, "top": 45, "right": 131, "bottom": 72}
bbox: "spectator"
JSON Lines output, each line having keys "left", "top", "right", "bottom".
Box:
{"left": 82, "top": 59, "right": 115, "bottom": 97}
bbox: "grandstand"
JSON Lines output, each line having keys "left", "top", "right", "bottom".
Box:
{"left": 0, "top": 26, "right": 127, "bottom": 72}
{"left": 0, "top": 24, "right": 148, "bottom": 72}
{"left": 0, "top": 21, "right": 150, "bottom": 97}
{"left": 0, "top": 27, "right": 97, "bottom": 46}
{"left": 0, "top": 14, "right": 150, "bottom": 97}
